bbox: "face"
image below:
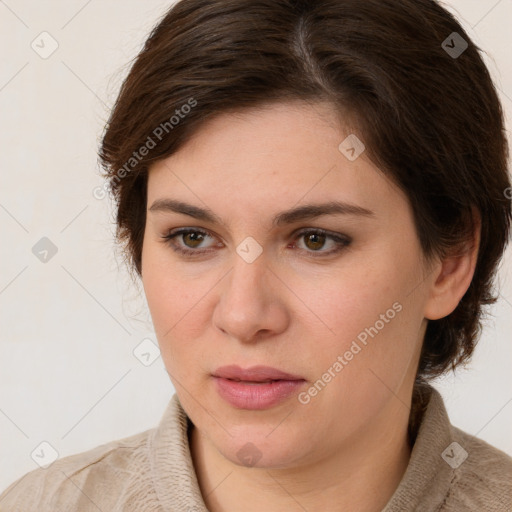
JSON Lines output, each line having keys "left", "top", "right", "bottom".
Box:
{"left": 141, "top": 101, "right": 435, "bottom": 469}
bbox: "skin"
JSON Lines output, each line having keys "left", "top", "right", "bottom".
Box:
{"left": 141, "top": 101, "right": 479, "bottom": 512}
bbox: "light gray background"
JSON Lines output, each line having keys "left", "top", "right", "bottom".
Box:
{"left": 1, "top": 0, "right": 511, "bottom": 491}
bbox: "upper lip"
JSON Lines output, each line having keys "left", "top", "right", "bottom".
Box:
{"left": 213, "top": 365, "right": 305, "bottom": 382}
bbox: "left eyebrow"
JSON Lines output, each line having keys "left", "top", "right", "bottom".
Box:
{"left": 148, "top": 199, "right": 375, "bottom": 226}
{"left": 272, "top": 201, "right": 375, "bottom": 226}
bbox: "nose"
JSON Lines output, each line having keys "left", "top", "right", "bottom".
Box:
{"left": 212, "top": 248, "right": 289, "bottom": 344}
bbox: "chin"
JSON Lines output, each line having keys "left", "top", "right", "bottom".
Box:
{"left": 216, "top": 428, "right": 307, "bottom": 470}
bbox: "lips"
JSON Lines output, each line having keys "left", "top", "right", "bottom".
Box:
{"left": 212, "top": 364, "right": 305, "bottom": 382}
{"left": 212, "top": 365, "right": 306, "bottom": 410}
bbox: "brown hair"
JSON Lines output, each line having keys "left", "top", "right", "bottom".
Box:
{"left": 99, "top": 0, "right": 511, "bottom": 385}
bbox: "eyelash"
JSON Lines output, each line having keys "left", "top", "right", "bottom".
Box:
{"left": 161, "top": 227, "right": 351, "bottom": 258}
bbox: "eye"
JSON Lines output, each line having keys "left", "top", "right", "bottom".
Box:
{"left": 291, "top": 228, "right": 351, "bottom": 256}
{"left": 161, "top": 228, "right": 218, "bottom": 256}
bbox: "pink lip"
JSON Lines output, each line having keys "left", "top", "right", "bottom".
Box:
{"left": 212, "top": 365, "right": 306, "bottom": 410}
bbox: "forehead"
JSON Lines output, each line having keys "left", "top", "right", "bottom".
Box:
{"left": 146, "top": 101, "right": 406, "bottom": 224}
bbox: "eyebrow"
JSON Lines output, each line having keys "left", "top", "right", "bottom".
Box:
{"left": 149, "top": 199, "right": 375, "bottom": 226}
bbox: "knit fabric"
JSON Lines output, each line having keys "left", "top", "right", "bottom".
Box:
{"left": 1, "top": 385, "right": 511, "bottom": 511}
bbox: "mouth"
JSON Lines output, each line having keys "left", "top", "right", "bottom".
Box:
{"left": 211, "top": 365, "right": 306, "bottom": 410}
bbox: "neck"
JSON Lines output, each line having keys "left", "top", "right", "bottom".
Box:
{"left": 189, "top": 397, "right": 413, "bottom": 512}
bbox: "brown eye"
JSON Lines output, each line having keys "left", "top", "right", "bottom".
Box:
{"left": 294, "top": 229, "right": 351, "bottom": 257}
{"left": 161, "top": 228, "right": 216, "bottom": 256}
{"left": 182, "top": 231, "right": 206, "bottom": 248}
{"left": 303, "top": 232, "right": 327, "bottom": 251}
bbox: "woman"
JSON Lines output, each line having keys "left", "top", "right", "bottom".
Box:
{"left": 1, "top": 0, "right": 511, "bottom": 510}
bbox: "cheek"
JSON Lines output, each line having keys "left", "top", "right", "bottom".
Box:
{"left": 297, "top": 281, "right": 418, "bottom": 432}
{"left": 142, "top": 270, "right": 197, "bottom": 385}
{"left": 141, "top": 251, "right": 219, "bottom": 371}
{"left": 295, "top": 259, "right": 421, "bottom": 383}
{"left": 144, "top": 271, "right": 203, "bottom": 339}
{"left": 291, "top": 266, "right": 397, "bottom": 344}
{"left": 142, "top": 240, "right": 195, "bottom": 328}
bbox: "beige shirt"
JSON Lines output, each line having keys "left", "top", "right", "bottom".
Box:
{"left": 1, "top": 385, "right": 511, "bottom": 511}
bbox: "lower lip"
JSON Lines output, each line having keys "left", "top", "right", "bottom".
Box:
{"left": 213, "top": 377, "right": 306, "bottom": 410}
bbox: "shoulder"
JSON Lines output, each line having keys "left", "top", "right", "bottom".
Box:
{"left": 0, "top": 428, "right": 154, "bottom": 512}
{"left": 443, "top": 426, "right": 512, "bottom": 511}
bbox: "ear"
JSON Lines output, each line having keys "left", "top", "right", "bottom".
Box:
{"left": 423, "top": 208, "right": 481, "bottom": 321}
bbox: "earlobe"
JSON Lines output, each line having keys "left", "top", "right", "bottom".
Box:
{"left": 424, "top": 209, "right": 481, "bottom": 321}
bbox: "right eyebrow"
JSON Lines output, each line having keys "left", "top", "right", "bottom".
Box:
{"left": 149, "top": 199, "right": 223, "bottom": 224}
